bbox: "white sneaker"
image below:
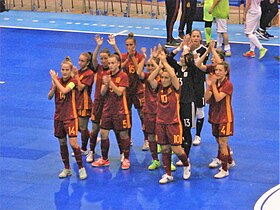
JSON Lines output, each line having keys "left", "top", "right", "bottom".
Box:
{"left": 219, "top": 160, "right": 236, "bottom": 171}
{"left": 86, "top": 151, "right": 94, "bottom": 163}
{"left": 71, "top": 149, "right": 88, "bottom": 157}
{"left": 228, "top": 160, "right": 236, "bottom": 169}
{"left": 192, "top": 135, "right": 201, "bottom": 146}
{"left": 79, "top": 167, "right": 87, "bottom": 180}
{"left": 159, "top": 174, "right": 174, "bottom": 184}
{"left": 176, "top": 160, "right": 183, "bottom": 166}
{"left": 183, "top": 164, "right": 191, "bottom": 180}
{"left": 214, "top": 169, "right": 229, "bottom": 179}
{"left": 120, "top": 153, "right": 124, "bottom": 163}
{"left": 209, "top": 158, "right": 221, "bottom": 168}
{"left": 58, "top": 168, "right": 72, "bottom": 178}
{"left": 142, "top": 140, "right": 149, "bottom": 151}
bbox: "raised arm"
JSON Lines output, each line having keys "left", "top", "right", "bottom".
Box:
{"left": 108, "top": 34, "right": 122, "bottom": 60}
{"left": 148, "top": 64, "right": 161, "bottom": 90}
{"left": 159, "top": 51, "right": 179, "bottom": 90}
{"left": 92, "top": 34, "right": 103, "bottom": 69}
{"left": 136, "top": 47, "right": 147, "bottom": 80}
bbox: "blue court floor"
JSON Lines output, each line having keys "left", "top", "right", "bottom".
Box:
{"left": 0, "top": 10, "right": 279, "bottom": 210}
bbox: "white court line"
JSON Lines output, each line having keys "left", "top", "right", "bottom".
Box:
{"left": 0, "top": 81, "right": 5, "bottom": 84}
{"left": 0, "top": 25, "right": 279, "bottom": 47}
{"left": 254, "top": 184, "right": 280, "bottom": 210}
{"left": 112, "top": 30, "right": 128, "bottom": 37}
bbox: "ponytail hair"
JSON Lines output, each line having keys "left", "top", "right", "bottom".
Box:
{"left": 62, "top": 56, "right": 73, "bottom": 69}
{"left": 126, "top": 32, "right": 136, "bottom": 45}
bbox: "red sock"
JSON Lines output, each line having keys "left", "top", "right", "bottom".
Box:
{"left": 162, "top": 151, "right": 172, "bottom": 176}
{"left": 101, "top": 138, "right": 110, "bottom": 160}
{"left": 89, "top": 131, "right": 98, "bottom": 153}
{"left": 72, "top": 146, "right": 83, "bottom": 169}
{"left": 60, "top": 144, "right": 70, "bottom": 169}
{"left": 149, "top": 140, "right": 158, "bottom": 161}
{"left": 220, "top": 154, "right": 229, "bottom": 171}
{"left": 122, "top": 137, "right": 130, "bottom": 159}
{"left": 177, "top": 153, "right": 189, "bottom": 166}
{"left": 81, "top": 129, "right": 89, "bottom": 151}
{"left": 227, "top": 145, "right": 233, "bottom": 163}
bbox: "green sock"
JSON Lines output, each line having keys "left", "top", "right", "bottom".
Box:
{"left": 204, "top": 27, "right": 212, "bottom": 44}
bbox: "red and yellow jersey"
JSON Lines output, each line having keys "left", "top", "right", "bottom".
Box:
{"left": 156, "top": 84, "right": 181, "bottom": 124}
{"left": 93, "top": 64, "right": 110, "bottom": 101}
{"left": 208, "top": 78, "right": 234, "bottom": 124}
{"left": 53, "top": 77, "right": 78, "bottom": 121}
{"left": 121, "top": 51, "right": 144, "bottom": 95}
{"left": 142, "top": 72, "right": 158, "bottom": 114}
{"left": 75, "top": 68, "right": 94, "bottom": 110}
{"left": 102, "top": 70, "right": 129, "bottom": 117}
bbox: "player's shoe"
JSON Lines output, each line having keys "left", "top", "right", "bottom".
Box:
{"left": 193, "top": 135, "right": 201, "bottom": 146}
{"left": 71, "top": 149, "right": 88, "bottom": 157}
{"left": 214, "top": 169, "right": 229, "bottom": 179}
{"left": 259, "top": 48, "right": 268, "bottom": 60}
{"left": 142, "top": 140, "right": 149, "bottom": 151}
{"left": 183, "top": 164, "right": 191, "bottom": 180}
{"left": 121, "top": 158, "right": 130, "bottom": 170}
{"left": 165, "top": 39, "right": 181, "bottom": 48}
{"left": 243, "top": 51, "right": 255, "bottom": 58}
{"left": 148, "top": 160, "right": 160, "bottom": 170}
{"left": 58, "top": 168, "right": 72, "bottom": 178}
{"left": 228, "top": 160, "right": 236, "bottom": 169}
{"left": 209, "top": 158, "right": 221, "bottom": 168}
{"left": 225, "top": 50, "right": 232, "bottom": 57}
{"left": 92, "top": 158, "right": 110, "bottom": 167}
{"left": 86, "top": 151, "right": 94, "bottom": 163}
{"left": 177, "top": 32, "right": 184, "bottom": 41}
{"left": 176, "top": 160, "right": 183, "bottom": 166}
{"left": 219, "top": 160, "right": 236, "bottom": 170}
{"left": 159, "top": 174, "right": 174, "bottom": 184}
{"left": 79, "top": 167, "right": 87, "bottom": 180}
{"left": 256, "top": 28, "right": 269, "bottom": 40}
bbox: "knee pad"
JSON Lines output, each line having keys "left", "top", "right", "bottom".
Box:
{"left": 196, "top": 107, "right": 204, "bottom": 119}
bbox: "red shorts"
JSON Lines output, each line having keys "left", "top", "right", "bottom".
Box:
{"left": 100, "top": 114, "right": 131, "bottom": 132}
{"left": 54, "top": 119, "right": 78, "bottom": 138}
{"left": 91, "top": 99, "right": 105, "bottom": 123}
{"left": 127, "top": 93, "right": 144, "bottom": 110}
{"left": 77, "top": 109, "right": 91, "bottom": 117}
{"left": 212, "top": 122, "right": 234, "bottom": 137}
{"left": 156, "top": 123, "right": 182, "bottom": 146}
{"left": 143, "top": 113, "right": 156, "bottom": 134}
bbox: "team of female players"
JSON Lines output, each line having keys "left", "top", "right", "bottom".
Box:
{"left": 48, "top": 30, "right": 235, "bottom": 183}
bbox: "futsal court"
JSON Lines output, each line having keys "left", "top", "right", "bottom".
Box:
{"left": 0, "top": 10, "right": 279, "bottom": 210}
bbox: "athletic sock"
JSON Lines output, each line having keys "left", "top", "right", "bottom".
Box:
{"left": 81, "top": 129, "right": 89, "bottom": 151}
{"left": 196, "top": 118, "right": 204, "bottom": 137}
{"left": 204, "top": 27, "right": 212, "bottom": 44}
{"left": 162, "top": 150, "right": 172, "bottom": 176}
{"left": 60, "top": 144, "right": 70, "bottom": 169}
{"left": 72, "top": 146, "right": 83, "bottom": 169}
{"left": 101, "top": 138, "right": 110, "bottom": 160}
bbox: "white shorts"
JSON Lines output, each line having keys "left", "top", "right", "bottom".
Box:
{"left": 244, "top": 12, "right": 261, "bottom": 35}
{"left": 216, "top": 18, "right": 228, "bottom": 33}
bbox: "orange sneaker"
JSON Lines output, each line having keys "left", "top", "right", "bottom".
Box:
{"left": 243, "top": 51, "right": 255, "bottom": 58}
{"left": 121, "top": 158, "right": 130, "bottom": 170}
{"left": 92, "top": 158, "right": 110, "bottom": 167}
